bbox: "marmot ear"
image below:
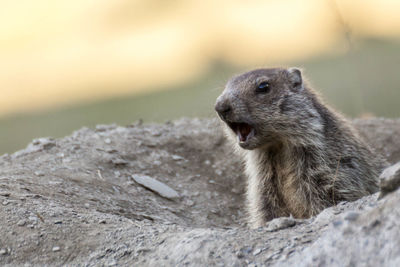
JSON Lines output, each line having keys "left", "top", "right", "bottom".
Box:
{"left": 287, "top": 67, "right": 303, "bottom": 91}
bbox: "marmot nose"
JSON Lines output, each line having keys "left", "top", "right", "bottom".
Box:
{"left": 215, "top": 100, "right": 232, "bottom": 120}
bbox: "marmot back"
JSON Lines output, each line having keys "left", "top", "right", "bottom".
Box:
{"left": 215, "top": 67, "right": 386, "bottom": 228}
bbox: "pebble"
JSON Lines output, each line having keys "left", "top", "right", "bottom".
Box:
{"left": 241, "top": 246, "right": 253, "bottom": 254}
{"left": 265, "top": 217, "right": 297, "bottom": 232}
{"left": 34, "top": 171, "right": 45, "bottom": 177}
{"left": 105, "top": 138, "right": 111, "bottom": 144}
{"left": 172, "top": 155, "right": 184, "bottom": 161}
{"left": 0, "top": 248, "right": 7, "bottom": 255}
{"left": 185, "top": 200, "right": 195, "bottom": 207}
{"left": 132, "top": 174, "right": 180, "bottom": 200}
{"left": 332, "top": 220, "right": 343, "bottom": 227}
{"left": 52, "top": 246, "right": 60, "bottom": 252}
{"left": 0, "top": 192, "right": 10, "bottom": 197}
{"left": 236, "top": 251, "right": 244, "bottom": 258}
{"left": 344, "top": 211, "right": 360, "bottom": 221}
{"left": 253, "top": 248, "right": 262, "bottom": 256}
{"left": 111, "top": 158, "right": 128, "bottom": 166}
{"left": 17, "top": 220, "right": 26, "bottom": 226}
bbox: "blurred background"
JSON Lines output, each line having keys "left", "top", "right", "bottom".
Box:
{"left": 1, "top": 0, "right": 399, "bottom": 155}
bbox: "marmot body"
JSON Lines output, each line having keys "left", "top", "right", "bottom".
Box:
{"left": 215, "top": 67, "right": 386, "bottom": 228}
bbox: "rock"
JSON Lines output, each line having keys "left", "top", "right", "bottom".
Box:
{"left": 34, "top": 171, "right": 45, "bottom": 177}
{"left": 379, "top": 161, "right": 400, "bottom": 198}
{"left": 110, "top": 158, "right": 128, "bottom": 166}
{"left": 343, "top": 211, "right": 360, "bottom": 221}
{"left": 0, "top": 249, "right": 7, "bottom": 255}
{"left": 0, "top": 192, "right": 10, "bottom": 197}
{"left": 0, "top": 118, "right": 399, "bottom": 266}
{"left": 132, "top": 175, "right": 180, "bottom": 200}
{"left": 16, "top": 220, "right": 26, "bottom": 227}
{"left": 265, "top": 217, "right": 297, "bottom": 232}
{"left": 172, "top": 155, "right": 184, "bottom": 161}
{"left": 253, "top": 248, "right": 262, "bottom": 256}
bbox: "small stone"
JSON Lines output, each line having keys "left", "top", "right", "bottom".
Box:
{"left": 0, "top": 192, "right": 10, "bottom": 197}
{"left": 111, "top": 158, "right": 128, "bottom": 166}
{"left": 332, "top": 220, "right": 343, "bottom": 227}
{"left": 105, "top": 138, "right": 111, "bottom": 144}
{"left": 253, "top": 248, "right": 262, "bottom": 256}
{"left": 52, "top": 246, "right": 60, "bottom": 252}
{"left": 241, "top": 246, "right": 253, "bottom": 254}
{"left": 84, "top": 203, "right": 90, "bottom": 208}
{"left": 172, "top": 155, "right": 184, "bottom": 161}
{"left": 132, "top": 174, "right": 179, "bottom": 200}
{"left": 231, "top": 188, "right": 241, "bottom": 194}
{"left": 2, "top": 200, "right": 9, "bottom": 205}
{"left": 99, "top": 219, "right": 107, "bottom": 224}
{"left": 185, "top": 200, "right": 195, "bottom": 207}
{"left": 151, "top": 131, "right": 161, "bottom": 137}
{"left": 0, "top": 248, "right": 7, "bottom": 255}
{"left": 34, "top": 171, "right": 45, "bottom": 177}
{"left": 95, "top": 124, "right": 116, "bottom": 132}
{"left": 236, "top": 251, "right": 244, "bottom": 258}
{"left": 32, "top": 138, "right": 56, "bottom": 149}
{"left": 106, "top": 260, "right": 117, "bottom": 266}
{"left": 204, "top": 160, "right": 211, "bottom": 165}
{"left": 54, "top": 220, "right": 63, "bottom": 224}
{"left": 17, "top": 220, "right": 26, "bottom": 226}
{"left": 265, "top": 217, "right": 297, "bottom": 232}
{"left": 28, "top": 216, "right": 38, "bottom": 222}
{"left": 344, "top": 211, "right": 360, "bottom": 221}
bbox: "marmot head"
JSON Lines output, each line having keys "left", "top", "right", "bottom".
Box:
{"left": 215, "top": 67, "right": 322, "bottom": 150}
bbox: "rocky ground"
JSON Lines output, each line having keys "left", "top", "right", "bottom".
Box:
{"left": 0, "top": 118, "right": 399, "bottom": 266}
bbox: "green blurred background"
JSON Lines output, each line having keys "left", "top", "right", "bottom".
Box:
{"left": 0, "top": 0, "right": 399, "bottom": 155}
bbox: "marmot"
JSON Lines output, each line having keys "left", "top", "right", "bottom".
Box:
{"left": 215, "top": 67, "right": 386, "bottom": 228}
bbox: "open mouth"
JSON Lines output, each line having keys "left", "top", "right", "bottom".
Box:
{"left": 227, "top": 122, "right": 255, "bottom": 143}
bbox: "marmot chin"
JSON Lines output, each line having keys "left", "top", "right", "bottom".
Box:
{"left": 215, "top": 67, "right": 386, "bottom": 228}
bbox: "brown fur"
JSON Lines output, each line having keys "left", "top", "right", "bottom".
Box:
{"left": 215, "top": 67, "right": 387, "bottom": 228}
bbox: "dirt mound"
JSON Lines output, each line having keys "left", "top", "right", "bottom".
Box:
{"left": 0, "top": 118, "right": 399, "bottom": 266}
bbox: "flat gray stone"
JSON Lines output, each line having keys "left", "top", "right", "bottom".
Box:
{"left": 132, "top": 174, "right": 180, "bottom": 200}
{"left": 265, "top": 217, "right": 297, "bottom": 232}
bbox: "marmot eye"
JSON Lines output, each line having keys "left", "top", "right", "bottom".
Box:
{"left": 256, "top": 81, "right": 270, "bottom": 93}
